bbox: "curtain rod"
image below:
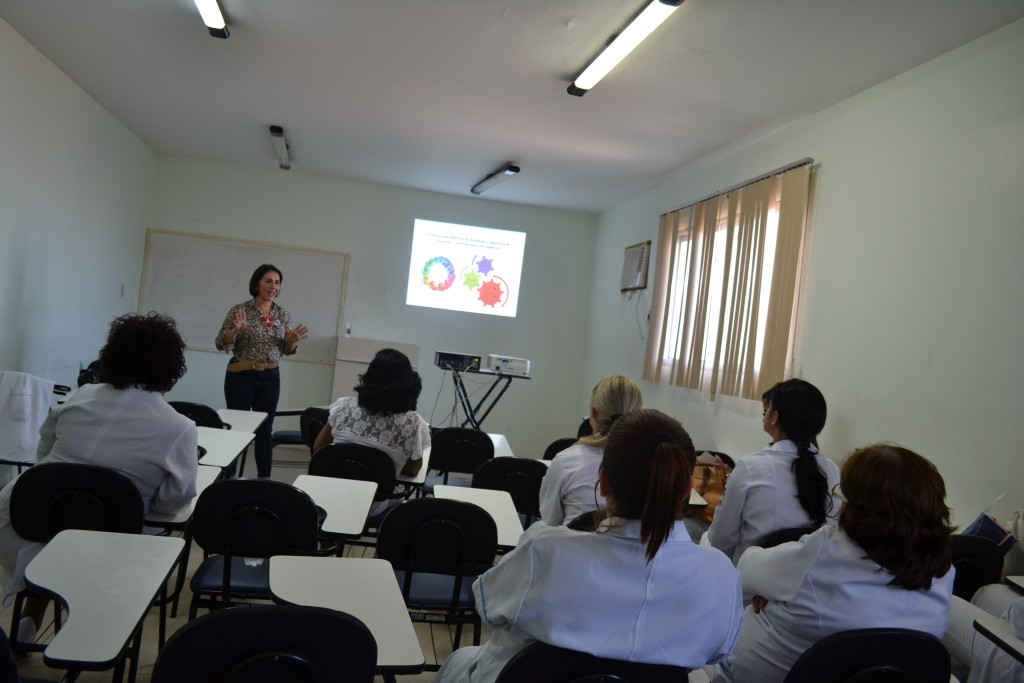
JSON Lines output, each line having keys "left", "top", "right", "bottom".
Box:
{"left": 661, "top": 157, "right": 814, "bottom": 217}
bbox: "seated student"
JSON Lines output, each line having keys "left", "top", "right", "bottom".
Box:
{"left": 0, "top": 312, "right": 199, "bottom": 639}
{"left": 705, "top": 378, "right": 839, "bottom": 563}
{"left": 712, "top": 444, "right": 955, "bottom": 683}
{"left": 313, "top": 348, "right": 429, "bottom": 516}
{"left": 538, "top": 375, "right": 642, "bottom": 525}
{"left": 436, "top": 409, "right": 744, "bottom": 683}
{"left": 945, "top": 583, "right": 1024, "bottom": 683}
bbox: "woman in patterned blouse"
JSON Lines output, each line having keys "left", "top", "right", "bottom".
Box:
{"left": 313, "top": 348, "right": 429, "bottom": 515}
{"left": 215, "top": 264, "right": 308, "bottom": 478}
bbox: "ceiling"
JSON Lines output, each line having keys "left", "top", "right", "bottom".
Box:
{"left": 2, "top": 0, "right": 1022, "bottom": 213}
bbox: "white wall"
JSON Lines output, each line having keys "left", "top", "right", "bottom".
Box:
{"left": 585, "top": 19, "right": 1024, "bottom": 526}
{"left": 151, "top": 158, "right": 598, "bottom": 460}
{"left": 0, "top": 18, "right": 157, "bottom": 383}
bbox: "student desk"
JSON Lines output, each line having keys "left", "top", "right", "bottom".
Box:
{"left": 197, "top": 426, "right": 255, "bottom": 470}
{"left": 434, "top": 484, "right": 524, "bottom": 550}
{"left": 144, "top": 464, "right": 222, "bottom": 528}
{"left": 292, "top": 474, "right": 376, "bottom": 537}
{"left": 269, "top": 556, "right": 425, "bottom": 681}
{"left": 974, "top": 613, "right": 1024, "bottom": 665}
{"left": 25, "top": 529, "right": 185, "bottom": 683}
{"left": 216, "top": 408, "right": 268, "bottom": 433}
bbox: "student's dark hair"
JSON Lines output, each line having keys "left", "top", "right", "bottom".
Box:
{"left": 601, "top": 409, "right": 695, "bottom": 562}
{"left": 763, "top": 378, "right": 830, "bottom": 525}
{"left": 355, "top": 349, "right": 422, "bottom": 415}
{"left": 97, "top": 312, "right": 187, "bottom": 393}
{"left": 839, "top": 444, "right": 954, "bottom": 590}
{"left": 248, "top": 264, "right": 283, "bottom": 297}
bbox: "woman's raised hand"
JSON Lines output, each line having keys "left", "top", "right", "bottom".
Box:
{"left": 233, "top": 309, "right": 253, "bottom": 333}
{"left": 285, "top": 324, "right": 309, "bottom": 349}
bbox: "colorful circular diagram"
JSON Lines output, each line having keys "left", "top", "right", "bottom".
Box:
{"left": 423, "top": 256, "right": 456, "bottom": 291}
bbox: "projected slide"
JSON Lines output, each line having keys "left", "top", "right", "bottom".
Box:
{"left": 406, "top": 219, "right": 526, "bottom": 317}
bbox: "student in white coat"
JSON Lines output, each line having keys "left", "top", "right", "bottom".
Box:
{"left": 705, "top": 378, "right": 840, "bottom": 563}
{"left": 435, "top": 409, "right": 744, "bottom": 683}
{"left": 712, "top": 444, "right": 955, "bottom": 683}
{"left": 538, "top": 375, "right": 642, "bottom": 526}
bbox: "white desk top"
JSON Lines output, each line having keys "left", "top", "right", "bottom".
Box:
{"left": 292, "top": 474, "right": 376, "bottom": 537}
{"left": 1007, "top": 576, "right": 1024, "bottom": 594}
{"left": 197, "top": 426, "right": 255, "bottom": 468}
{"left": 216, "top": 408, "right": 268, "bottom": 433}
{"left": 26, "top": 530, "right": 184, "bottom": 669}
{"left": 145, "top": 465, "right": 222, "bottom": 526}
{"left": 397, "top": 432, "right": 520, "bottom": 485}
{"left": 434, "top": 485, "right": 524, "bottom": 549}
{"left": 975, "top": 613, "right": 1024, "bottom": 665}
{"left": 269, "top": 556, "right": 424, "bottom": 674}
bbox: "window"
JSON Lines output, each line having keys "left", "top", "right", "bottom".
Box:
{"left": 643, "top": 162, "right": 811, "bottom": 400}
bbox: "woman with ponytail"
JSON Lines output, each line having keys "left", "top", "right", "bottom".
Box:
{"left": 706, "top": 378, "right": 839, "bottom": 563}
{"left": 539, "top": 375, "right": 642, "bottom": 525}
{"left": 712, "top": 444, "right": 954, "bottom": 683}
{"left": 436, "top": 409, "right": 744, "bottom": 683}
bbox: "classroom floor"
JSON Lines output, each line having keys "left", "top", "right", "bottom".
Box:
{"left": 6, "top": 445, "right": 487, "bottom": 682}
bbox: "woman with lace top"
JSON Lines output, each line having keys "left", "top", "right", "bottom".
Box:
{"left": 313, "top": 348, "right": 429, "bottom": 515}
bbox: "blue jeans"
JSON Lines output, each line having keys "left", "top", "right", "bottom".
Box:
{"left": 223, "top": 364, "right": 280, "bottom": 477}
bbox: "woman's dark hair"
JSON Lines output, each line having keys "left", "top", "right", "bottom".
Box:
{"left": 97, "top": 312, "right": 187, "bottom": 393}
{"left": 248, "top": 264, "right": 283, "bottom": 297}
{"left": 763, "top": 378, "right": 830, "bottom": 525}
{"left": 601, "top": 409, "right": 695, "bottom": 562}
{"left": 355, "top": 349, "right": 422, "bottom": 416}
{"left": 839, "top": 444, "right": 954, "bottom": 590}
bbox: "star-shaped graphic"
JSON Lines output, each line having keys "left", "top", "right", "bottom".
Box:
{"left": 463, "top": 271, "right": 482, "bottom": 289}
{"left": 477, "top": 256, "right": 494, "bottom": 276}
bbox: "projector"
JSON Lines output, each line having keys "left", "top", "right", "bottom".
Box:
{"left": 486, "top": 354, "right": 531, "bottom": 376}
{"left": 434, "top": 351, "right": 482, "bottom": 372}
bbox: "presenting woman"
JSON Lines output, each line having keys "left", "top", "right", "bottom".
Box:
{"left": 216, "top": 264, "right": 308, "bottom": 478}
{"left": 312, "top": 348, "right": 430, "bottom": 516}
{"left": 436, "top": 409, "right": 744, "bottom": 683}
{"left": 0, "top": 312, "right": 199, "bottom": 638}
{"left": 706, "top": 378, "right": 839, "bottom": 563}
{"left": 712, "top": 444, "right": 954, "bottom": 683}
{"left": 538, "top": 375, "right": 643, "bottom": 526}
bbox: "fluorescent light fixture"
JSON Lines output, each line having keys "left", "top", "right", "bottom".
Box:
{"left": 269, "top": 125, "right": 291, "bottom": 170}
{"left": 568, "top": 0, "right": 682, "bottom": 96}
{"left": 194, "top": 0, "right": 229, "bottom": 39}
{"left": 471, "top": 163, "right": 520, "bottom": 195}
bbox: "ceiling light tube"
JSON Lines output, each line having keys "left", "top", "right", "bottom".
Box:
{"left": 471, "top": 163, "right": 520, "bottom": 195}
{"left": 568, "top": 0, "right": 683, "bottom": 96}
{"left": 269, "top": 125, "right": 291, "bottom": 170}
{"left": 194, "top": 0, "right": 229, "bottom": 39}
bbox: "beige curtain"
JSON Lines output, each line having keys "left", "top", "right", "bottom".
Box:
{"left": 643, "top": 163, "right": 811, "bottom": 400}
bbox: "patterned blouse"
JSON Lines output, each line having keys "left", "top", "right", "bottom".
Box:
{"left": 215, "top": 299, "right": 296, "bottom": 362}
{"left": 326, "top": 396, "right": 430, "bottom": 473}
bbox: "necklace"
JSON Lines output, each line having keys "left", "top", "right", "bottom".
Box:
{"left": 257, "top": 302, "right": 274, "bottom": 329}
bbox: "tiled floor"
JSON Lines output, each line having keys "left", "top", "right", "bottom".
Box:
{"left": 6, "top": 446, "right": 486, "bottom": 682}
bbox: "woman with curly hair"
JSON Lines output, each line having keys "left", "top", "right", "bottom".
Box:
{"left": 711, "top": 444, "right": 955, "bottom": 683}
{"left": 706, "top": 378, "right": 839, "bottom": 563}
{"left": 313, "top": 348, "right": 429, "bottom": 515}
{"left": 0, "top": 312, "right": 199, "bottom": 638}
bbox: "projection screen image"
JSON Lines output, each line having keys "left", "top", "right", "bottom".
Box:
{"left": 406, "top": 219, "right": 526, "bottom": 317}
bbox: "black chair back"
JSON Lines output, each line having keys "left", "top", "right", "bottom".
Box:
{"left": 759, "top": 525, "right": 820, "bottom": 549}
{"left": 951, "top": 534, "right": 1004, "bottom": 600}
{"left": 782, "top": 628, "right": 950, "bottom": 683}
{"left": 576, "top": 418, "right": 593, "bottom": 438}
{"left": 309, "top": 443, "right": 397, "bottom": 502}
{"left": 10, "top": 463, "right": 144, "bottom": 541}
{"left": 472, "top": 457, "right": 548, "bottom": 521}
{"left": 152, "top": 605, "right": 377, "bottom": 683}
{"left": 169, "top": 401, "right": 228, "bottom": 429}
{"left": 300, "top": 407, "right": 330, "bottom": 453}
{"left": 192, "top": 479, "right": 320, "bottom": 557}
{"left": 567, "top": 510, "right": 600, "bottom": 532}
{"left": 429, "top": 428, "right": 494, "bottom": 483}
{"left": 496, "top": 641, "right": 689, "bottom": 683}
{"left": 543, "top": 438, "right": 577, "bottom": 461}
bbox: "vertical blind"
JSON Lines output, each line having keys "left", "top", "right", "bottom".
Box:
{"left": 643, "top": 162, "right": 812, "bottom": 400}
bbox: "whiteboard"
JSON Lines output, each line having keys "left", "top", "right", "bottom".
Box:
{"left": 139, "top": 229, "right": 348, "bottom": 364}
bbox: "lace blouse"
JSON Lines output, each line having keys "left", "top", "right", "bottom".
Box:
{"left": 215, "top": 300, "right": 296, "bottom": 362}
{"left": 325, "top": 396, "right": 430, "bottom": 473}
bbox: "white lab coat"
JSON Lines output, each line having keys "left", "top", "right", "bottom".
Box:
{"left": 436, "top": 518, "right": 744, "bottom": 683}
{"left": 0, "top": 383, "right": 198, "bottom": 600}
{"left": 705, "top": 440, "right": 840, "bottom": 563}
{"left": 713, "top": 526, "right": 954, "bottom": 683}
{"left": 944, "top": 584, "right": 1024, "bottom": 683}
{"left": 0, "top": 371, "right": 55, "bottom": 470}
{"left": 537, "top": 443, "right": 604, "bottom": 526}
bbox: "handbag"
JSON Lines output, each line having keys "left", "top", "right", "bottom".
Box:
{"left": 691, "top": 453, "right": 725, "bottom": 525}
